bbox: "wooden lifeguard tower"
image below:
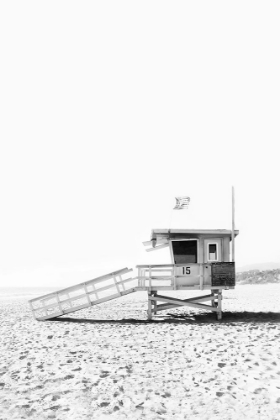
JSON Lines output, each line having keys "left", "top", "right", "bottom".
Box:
{"left": 29, "top": 190, "right": 238, "bottom": 321}
{"left": 139, "top": 227, "right": 238, "bottom": 320}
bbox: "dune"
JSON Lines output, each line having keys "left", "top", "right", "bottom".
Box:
{"left": 0, "top": 285, "right": 280, "bottom": 419}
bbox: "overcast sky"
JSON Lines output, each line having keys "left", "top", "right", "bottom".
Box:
{"left": 1, "top": 1, "right": 279, "bottom": 287}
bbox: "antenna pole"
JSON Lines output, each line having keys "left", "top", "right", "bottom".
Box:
{"left": 231, "top": 186, "right": 235, "bottom": 262}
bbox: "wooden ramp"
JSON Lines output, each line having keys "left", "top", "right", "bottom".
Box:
{"left": 29, "top": 268, "right": 138, "bottom": 321}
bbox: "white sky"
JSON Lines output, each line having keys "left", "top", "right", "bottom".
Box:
{"left": 1, "top": 1, "right": 280, "bottom": 287}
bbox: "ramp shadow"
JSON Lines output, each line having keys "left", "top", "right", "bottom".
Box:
{"left": 49, "top": 311, "right": 280, "bottom": 325}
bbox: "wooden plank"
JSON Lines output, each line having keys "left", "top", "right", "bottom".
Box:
{"left": 91, "top": 290, "right": 133, "bottom": 306}
{"left": 146, "top": 244, "right": 169, "bottom": 252}
{"left": 46, "top": 291, "right": 87, "bottom": 308}
{"left": 147, "top": 292, "right": 152, "bottom": 320}
{"left": 143, "top": 239, "right": 168, "bottom": 247}
{"left": 232, "top": 186, "right": 235, "bottom": 262}
{"left": 118, "top": 275, "right": 125, "bottom": 291}
{"left": 150, "top": 294, "right": 219, "bottom": 312}
{"left": 60, "top": 292, "right": 87, "bottom": 305}
{"left": 152, "top": 229, "right": 239, "bottom": 236}
{"left": 29, "top": 267, "right": 133, "bottom": 303}
{"left": 145, "top": 269, "right": 173, "bottom": 272}
{"left": 35, "top": 288, "right": 137, "bottom": 321}
{"left": 217, "top": 291, "right": 222, "bottom": 320}
{"left": 33, "top": 309, "right": 47, "bottom": 319}
{"left": 116, "top": 277, "right": 136, "bottom": 285}
{"left": 136, "top": 264, "right": 174, "bottom": 268}
{"left": 154, "top": 302, "right": 217, "bottom": 313}
{"left": 199, "top": 263, "right": 203, "bottom": 290}
{"left": 84, "top": 284, "right": 91, "bottom": 305}
{"left": 62, "top": 302, "right": 90, "bottom": 314}
{"left": 91, "top": 283, "right": 99, "bottom": 299}
{"left": 41, "top": 295, "right": 59, "bottom": 305}
{"left": 120, "top": 287, "right": 137, "bottom": 296}
{"left": 113, "top": 275, "right": 121, "bottom": 295}
{"left": 88, "top": 277, "right": 135, "bottom": 295}
{"left": 153, "top": 295, "right": 213, "bottom": 312}
{"left": 156, "top": 301, "right": 218, "bottom": 313}
{"left": 37, "top": 300, "right": 61, "bottom": 311}
{"left": 157, "top": 294, "right": 213, "bottom": 304}
{"left": 36, "top": 310, "right": 64, "bottom": 320}
{"left": 87, "top": 270, "right": 133, "bottom": 291}
{"left": 223, "top": 237, "right": 230, "bottom": 262}
{"left": 153, "top": 292, "right": 158, "bottom": 315}
{"left": 136, "top": 285, "right": 232, "bottom": 292}
{"left": 30, "top": 270, "right": 136, "bottom": 307}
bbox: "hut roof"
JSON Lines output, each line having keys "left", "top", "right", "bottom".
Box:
{"left": 151, "top": 229, "right": 239, "bottom": 241}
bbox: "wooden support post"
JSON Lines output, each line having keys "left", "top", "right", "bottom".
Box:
{"left": 119, "top": 275, "right": 126, "bottom": 291}
{"left": 67, "top": 293, "right": 73, "bottom": 307}
{"left": 232, "top": 186, "right": 235, "bottom": 263}
{"left": 84, "top": 284, "right": 91, "bottom": 305}
{"left": 92, "top": 284, "right": 98, "bottom": 300}
{"left": 138, "top": 268, "right": 142, "bottom": 287}
{"left": 56, "top": 293, "right": 63, "bottom": 314}
{"left": 217, "top": 290, "right": 222, "bottom": 320}
{"left": 199, "top": 264, "right": 203, "bottom": 290}
{"left": 211, "top": 290, "right": 217, "bottom": 308}
{"left": 153, "top": 292, "right": 157, "bottom": 315}
{"left": 113, "top": 275, "right": 121, "bottom": 295}
{"left": 147, "top": 291, "right": 152, "bottom": 320}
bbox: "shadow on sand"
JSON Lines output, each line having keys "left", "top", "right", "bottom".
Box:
{"left": 49, "top": 311, "right": 280, "bottom": 325}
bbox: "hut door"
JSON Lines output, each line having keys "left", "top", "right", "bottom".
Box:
{"left": 204, "top": 239, "right": 222, "bottom": 263}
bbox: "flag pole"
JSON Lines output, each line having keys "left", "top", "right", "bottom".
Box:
{"left": 231, "top": 186, "right": 235, "bottom": 262}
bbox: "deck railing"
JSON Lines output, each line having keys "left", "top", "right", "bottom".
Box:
{"left": 136, "top": 263, "right": 213, "bottom": 289}
{"left": 137, "top": 264, "right": 175, "bottom": 288}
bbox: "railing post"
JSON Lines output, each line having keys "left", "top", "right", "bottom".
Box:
{"left": 83, "top": 283, "right": 91, "bottom": 306}
{"left": 113, "top": 275, "right": 121, "bottom": 295}
{"left": 147, "top": 291, "right": 152, "bottom": 320}
{"left": 138, "top": 267, "right": 140, "bottom": 287}
{"left": 119, "top": 275, "right": 126, "bottom": 291}
{"left": 153, "top": 292, "right": 157, "bottom": 315}
{"left": 199, "top": 263, "right": 203, "bottom": 290}
{"left": 56, "top": 293, "right": 63, "bottom": 314}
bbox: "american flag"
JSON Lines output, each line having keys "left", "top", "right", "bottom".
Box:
{"left": 174, "top": 196, "right": 190, "bottom": 210}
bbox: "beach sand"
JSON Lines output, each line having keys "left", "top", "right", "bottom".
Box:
{"left": 1, "top": 285, "right": 280, "bottom": 420}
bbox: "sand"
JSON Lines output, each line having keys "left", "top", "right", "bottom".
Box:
{"left": 1, "top": 285, "right": 280, "bottom": 420}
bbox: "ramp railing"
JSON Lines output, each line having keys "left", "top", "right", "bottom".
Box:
{"left": 29, "top": 268, "right": 137, "bottom": 320}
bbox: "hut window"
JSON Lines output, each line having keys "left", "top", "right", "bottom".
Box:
{"left": 208, "top": 243, "right": 218, "bottom": 261}
{"left": 172, "top": 240, "right": 197, "bottom": 264}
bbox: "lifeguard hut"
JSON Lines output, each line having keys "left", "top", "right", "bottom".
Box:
{"left": 139, "top": 227, "right": 238, "bottom": 320}
{"left": 29, "top": 190, "right": 238, "bottom": 321}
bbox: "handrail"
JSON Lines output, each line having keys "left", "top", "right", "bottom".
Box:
{"left": 136, "top": 263, "right": 211, "bottom": 268}
{"left": 29, "top": 267, "right": 133, "bottom": 303}
{"left": 29, "top": 268, "right": 136, "bottom": 320}
{"left": 136, "top": 264, "right": 174, "bottom": 268}
{"left": 137, "top": 263, "right": 212, "bottom": 290}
